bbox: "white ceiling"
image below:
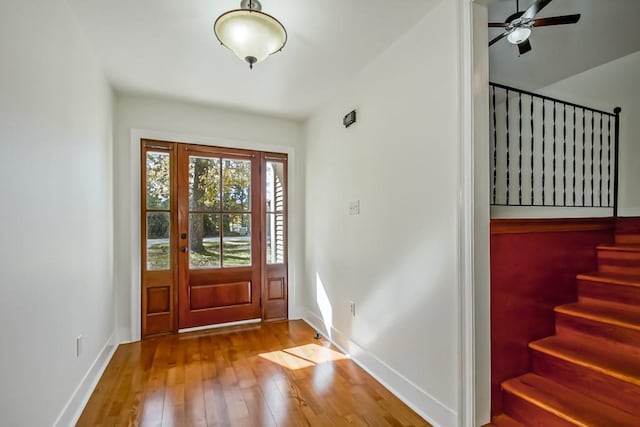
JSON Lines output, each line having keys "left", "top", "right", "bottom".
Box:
{"left": 489, "top": 0, "right": 640, "bottom": 90}
{"left": 68, "top": 0, "right": 439, "bottom": 120}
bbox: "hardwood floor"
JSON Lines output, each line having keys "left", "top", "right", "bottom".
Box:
{"left": 77, "top": 320, "right": 431, "bottom": 427}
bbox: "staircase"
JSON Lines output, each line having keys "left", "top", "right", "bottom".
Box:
{"left": 492, "top": 225, "right": 640, "bottom": 426}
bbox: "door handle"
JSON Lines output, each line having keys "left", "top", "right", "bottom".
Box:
{"left": 181, "top": 246, "right": 188, "bottom": 253}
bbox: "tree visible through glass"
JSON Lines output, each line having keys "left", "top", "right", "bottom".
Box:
{"left": 146, "top": 151, "right": 171, "bottom": 270}
{"left": 188, "top": 156, "right": 252, "bottom": 269}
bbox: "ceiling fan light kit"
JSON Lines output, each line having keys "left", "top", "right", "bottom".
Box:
{"left": 507, "top": 27, "right": 531, "bottom": 45}
{"left": 489, "top": 0, "right": 581, "bottom": 56}
{"left": 214, "top": 0, "right": 287, "bottom": 69}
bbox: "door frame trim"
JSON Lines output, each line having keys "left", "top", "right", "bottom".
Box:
{"left": 129, "top": 128, "right": 299, "bottom": 342}
{"left": 458, "top": 1, "right": 493, "bottom": 425}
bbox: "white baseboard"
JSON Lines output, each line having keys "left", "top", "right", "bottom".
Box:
{"left": 302, "top": 309, "right": 457, "bottom": 427}
{"left": 288, "top": 307, "right": 303, "bottom": 320}
{"left": 53, "top": 333, "right": 118, "bottom": 427}
{"left": 117, "top": 326, "right": 134, "bottom": 344}
{"left": 619, "top": 209, "right": 640, "bottom": 217}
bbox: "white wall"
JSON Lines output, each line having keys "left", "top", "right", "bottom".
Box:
{"left": 0, "top": 1, "right": 115, "bottom": 426}
{"left": 303, "top": 1, "right": 461, "bottom": 425}
{"left": 114, "top": 95, "right": 304, "bottom": 341}
{"left": 537, "top": 50, "right": 640, "bottom": 216}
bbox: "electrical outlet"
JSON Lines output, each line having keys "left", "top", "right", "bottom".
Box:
{"left": 349, "top": 301, "right": 356, "bottom": 317}
{"left": 76, "top": 335, "right": 83, "bottom": 358}
{"left": 349, "top": 200, "right": 360, "bottom": 215}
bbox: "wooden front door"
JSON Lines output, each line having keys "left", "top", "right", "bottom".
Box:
{"left": 141, "top": 140, "right": 288, "bottom": 338}
{"left": 177, "top": 144, "right": 261, "bottom": 329}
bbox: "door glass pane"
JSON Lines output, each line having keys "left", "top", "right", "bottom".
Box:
{"left": 189, "top": 213, "right": 220, "bottom": 269}
{"left": 147, "top": 212, "right": 170, "bottom": 270}
{"left": 189, "top": 156, "right": 221, "bottom": 211}
{"left": 222, "top": 159, "right": 251, "bottom": 212}
{"left": 265, "top": 161, "right": 285, "bottom": 212}
{"left": 266, "top": 213, "right": 285, "bottom": 264}
{"left": 146, "top": 152, "right": 170, "bottom": 210}
{"left": 222, "top": 214, "right": 251, "bottom": 267}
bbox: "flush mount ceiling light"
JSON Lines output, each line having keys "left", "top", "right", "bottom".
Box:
{"left": 214, "top": 0, "right": 287, "bottom": 69}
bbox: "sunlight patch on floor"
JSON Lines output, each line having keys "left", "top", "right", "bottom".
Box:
{"left": 259, "top": 344, "right": 347, "bottom": 370}
{"left": 285, "top": 343, "right": 347, "bottom": 364}
{"left": 259, "top": 350, "right": 315, "bottom": 370}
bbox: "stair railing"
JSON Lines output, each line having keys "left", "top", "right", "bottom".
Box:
{"left": 490, "top": 82, "right": 622, "bottom": 216}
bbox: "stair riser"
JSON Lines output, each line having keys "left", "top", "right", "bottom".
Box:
{"left": 616, "top": 234, "right": 640, "bottom": 245}
{"left": 598, "top": 250, "right": 640, "bottom": 276}
{"left": 578, "top": 280, "right": 640, "bottom": 308}
{"left": 502, "top": 391, "right": 575, "bottom": 427}
{"left": 491, "top": 415, "right": 526, "bottom": 427}
{"left": 556, "top": 312, "right": 640, "bottom": 348}
{"left": 532, "top": 350, "right": 640, "bottom": 416}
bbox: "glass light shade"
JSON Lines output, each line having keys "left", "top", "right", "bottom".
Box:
{"left": 507, "top": 27, "right": 531, "bottom": 45}
{"left": 214, "top": 9, "right": 287, "bottom": 67}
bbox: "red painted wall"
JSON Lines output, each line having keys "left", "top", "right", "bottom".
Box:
{"left": 616, "top": 217, "right": 640, "bottom": 242}
{"left": 490, "top": 218, "right": 615, "bottom": 416}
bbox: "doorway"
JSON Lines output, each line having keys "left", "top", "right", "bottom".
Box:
{"left": 140, "top": 139, "right": 288, "bottom": 338}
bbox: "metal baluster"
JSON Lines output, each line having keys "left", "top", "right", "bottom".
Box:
{"left": 591, "top": 111, "right": 595, "bottom": 207}
{"left": 599, "top": 113, "right": 604, "bottom": 207}
{"left": 607, "top": 115, "right": 612, "bottom": 207}
{"left": 552, "top": 101, "right": 557, "bottom": 205}
{"left": 519, "top": 93, "right": 523, "bottom": 205}
{"left": 492, "top": 86, "right": 497, "bottom": 204}
{"left": 573, "top": 107, "right": 577, "bottom": 206}
{"left": 542, "top": 100, "right": 546, "bottom": 205}
{"left": 563, "top": 105, "right": 567, "bottom": 206}
{"left": 506, "top": 89, "right": 510, "bottom": 205}
{"left": 531, "top": 96, "right": 535, "bottom": 205}
{"left": 582, "top": 109, "right": 586, "bottom": 206}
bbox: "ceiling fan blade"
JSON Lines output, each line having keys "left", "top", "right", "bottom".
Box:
{"left": 489, "top": 22, "right": 508, "bottom": 27}
{"left": 523, "top": 0, "right": 553, "bottom": 20}
{"left": 505, "top": 11, "right": 525, "bottom": 23}
{"left": 489, "top": 32, "right": 508, "bottom": 46}
{"left": 533, "top": 14, "right": 581, "bottom": 27}
{"left": 518, "top": 39, "right": 532, "bottom": 55}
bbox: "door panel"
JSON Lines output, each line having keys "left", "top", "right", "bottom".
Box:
{"left": 177, "top": 145, "right": 261, "bottom": 329}
{"left": 262, "top": 154, "right": 288, "bottom": 321}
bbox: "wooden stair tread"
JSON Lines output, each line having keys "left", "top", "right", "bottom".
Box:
{"left": 489, "top": 414, "right": 525, "bottom": 427}
{"left": 556, "top": 302, "right": 640, "bottom": 329}
{"left": 597, "top": 244, "right": 640, "bottom": 252}
{"left": 530, "top": 336, "right": 640, "bottom": 386}
{"left": 577, "top": 272, "right": 640, "bottom": 288}
{"left": 502, "top": 373, "right": 640, "bottom": 427}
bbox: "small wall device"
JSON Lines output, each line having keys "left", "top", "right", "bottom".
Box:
{"left": 343, "top": 110, "right": 357, "bottom": 128}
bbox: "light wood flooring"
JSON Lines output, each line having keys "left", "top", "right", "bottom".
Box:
{"left": 77, "top": 320, "right": 431, "bottom": 426}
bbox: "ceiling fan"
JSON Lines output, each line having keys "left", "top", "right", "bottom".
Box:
{"left": 489, "top": 0, "right": 581, "bottom": 56}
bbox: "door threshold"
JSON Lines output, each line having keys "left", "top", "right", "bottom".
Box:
{"left": 178, "top": 318, "right": 262, "bottom": 334}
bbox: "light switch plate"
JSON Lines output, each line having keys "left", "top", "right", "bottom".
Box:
{"left": 349, "top": 200, "right": 360, "bottom": 215}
